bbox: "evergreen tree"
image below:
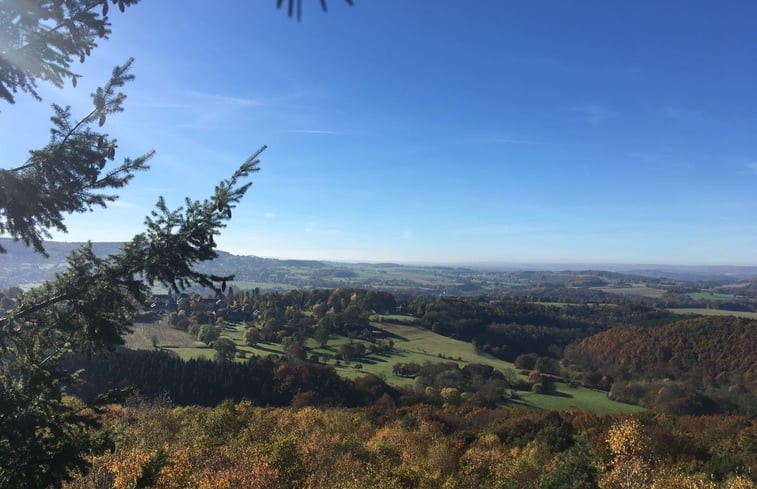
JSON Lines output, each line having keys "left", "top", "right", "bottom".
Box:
{"left": 0, "top": 1, "right": 264, "bottom": 486}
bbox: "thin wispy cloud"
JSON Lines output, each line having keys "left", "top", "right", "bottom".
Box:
{"left": 185, "top": 90, "right": 263, "bottom": 107}
{"left": 108, "top": 200, "right": 145, "bottom": 211}
{"left": 141, "top": 91, "right": 263, "bottom": 111}
{"left": 146, "top": 90, "right": 265, "bottom": 130}
{"left": 745, "top": 162, "right": 757, "bottom": 174}
{"left": 572, "top": 103, "right": 616, "bottom": 124}
{"left": 146, "top": 102, "right": 192, "bottom": 109}
{"left": 264, "top": 212, "right": 276, "bottom": 219}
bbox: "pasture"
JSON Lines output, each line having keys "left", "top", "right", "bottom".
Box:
{"left": 595, "top": 285, "right": 667, "bottom": 298}
{"left": 686, "top": 291, "right": 736, "bottom": 301}
{"left": 368, "top": 314, "right": 420, "bottom": 323}
{"left": 157, "top": 319, "right": 641, "bottom": 413}
{"left": 668, "top": 308, "right": 757, "bottom": 320}
{"left": 123, "top": 320, "right": 200, "bottom": 350}
{"left": 516, "top": 384, "right": 643, "bottom": 412}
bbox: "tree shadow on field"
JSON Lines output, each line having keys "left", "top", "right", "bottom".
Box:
{"left": 253, "top": 344, "right": 282, "bottom": 354}
{"left": 372, "top": 327, "right": 408, "bottom": 342}
{"left": 542, "top": 383, "right": 573, "bottom": 398}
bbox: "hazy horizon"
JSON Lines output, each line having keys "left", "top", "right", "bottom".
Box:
{"left": 8, "top": 238, "right": 757, "bottom": 270}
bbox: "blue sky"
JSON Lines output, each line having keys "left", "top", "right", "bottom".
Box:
{"left": 3, "top": 1, "right": 757, "bottom": 264}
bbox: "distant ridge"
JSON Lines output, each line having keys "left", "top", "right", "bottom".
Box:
{"left": 457, "top": 261, "right": 757, "bottom": 280}
{"left": 2, "top": 237, "right": 756, "bottom": 292}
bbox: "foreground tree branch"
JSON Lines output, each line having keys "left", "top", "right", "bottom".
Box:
{"left": 0, "top": 147, "right": 264, "bottom": 487}
{"left": 0, "top": 1, "right": 289, "bottom": 485}
{"left": 0, "top": 58, "right": 151, "bottom": 256}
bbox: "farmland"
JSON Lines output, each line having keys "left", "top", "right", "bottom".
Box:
{"left": 4, "top": 238, "right": 757, "bottom": 300}
{"left": 155, "top": 318, "right": 642, "bottom": 414}
{"left": 686, "top": 291, "right": 736, "bottom": 301}
{"left": 668, "top": 307, "right": 757, "bottom": 320}
{"left": 595, "top": 285, "right": 667, "bottom": 298}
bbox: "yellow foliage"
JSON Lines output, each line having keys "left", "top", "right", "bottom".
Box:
{"left": 650, "top": 472, "right": 757, "bottom": 489}
{"left": 725, "top": 476, "right": 757, "bottom": 489}
{"left": 294, "top": 406, "right": 326, "bottom": 429}
{"left": 66, "top": 401, "right": 756, "bottom": 489}
{"left": 600, "top": 418, "right": 653, "bottom": 489}
{"left": 501, "top": 442, "right": 550, "bottom": 488}
{"left": 459, "top": 433, "right": 508, "bottom": 486}
{"left": 651, "top": 473, "right": 717, "bottom": 489}
{"left": 606, "top": 418, "right": 648, "bottom": 461}
{"left": 109, "top": 449, "right": 155, "bottom": 489}
{"left": 196, "top": 460, "right": 280, "bottom": 489}
{"left": 154, "top": 447, "right": 195, "bottom": 489}
{"left": 440, "top": 387, "right": 461, "bottom": 404}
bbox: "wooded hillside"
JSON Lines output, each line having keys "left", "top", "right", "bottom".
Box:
{"left": 566, "top": 316, "right": 757, "bottom": 413}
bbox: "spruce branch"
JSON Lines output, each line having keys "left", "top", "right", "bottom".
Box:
{"left": 0, "top": 58, "right": 150, "bottom": 256}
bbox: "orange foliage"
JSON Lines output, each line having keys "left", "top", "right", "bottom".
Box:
{"left": 197, "top": 461, "right": 280, "bottom": 489}
{"left": 109, "top": 449, "right": 155, "bottom": 489}
{"left": 65, "top": 402, "right": 756, "bottom": 489}
{"left": 570, "top": 316, "right": 757, "bottom": 391}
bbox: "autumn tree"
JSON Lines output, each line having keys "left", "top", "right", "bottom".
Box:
{"left": 601, "top": 418, "right": 653, "bottom": 489}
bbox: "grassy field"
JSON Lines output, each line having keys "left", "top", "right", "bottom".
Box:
{"left": 530, "top": 302, "right": 588, "bottom": 307}
{"left": 366, "top": 322, "right": 642, "bottom": 412}
{"left": 323, "top": 321, "right": 519, "bottom": 388}
{"left": 371, "top": 322, "right": 516, "bottom": 371}
{"left": 368, "top": 314, "right": 420, "bottom": 323}
{"left": 515, "top": 384, "right": 643, "bottom": 412}
{"left": 123, "top": 320, "right": 200, "bottom": 350}
{"left": 668, "top": 308, "right": 757, "bottom": 320}
{"left": 595, "top": 286, "right": 667, "bottom": 298}
{"left": 686, "top": 291, "right": 735, "bottom": 301}
{"left": 158, "top": 318, "right": 641, "bottom": 413}
{"left": 228, "top": 280, "right": 297, "bottom": 291}
{"left": 163, "top": 322, "right": 289, "bottom": 361}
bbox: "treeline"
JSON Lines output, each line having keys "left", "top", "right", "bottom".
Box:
{"left": 502, "top": 286, "right": 616, "bottom": 303}
{"left": 238, "top": 289, "right": 757, "bottom": 417}
{"left": 130, "top": 287, "right": 757, "bottom": 417}
{"left": 64, "top": 401, "right": 756, "bottom": 489}
{"left": 719, "top": 279, "right": 757, "bottom": 299}
{"left": 66, "top": 349, "right": 529, "bottom": 410}
{"left": 240, "top": 288, "right": 678, "bottom": 363}
{"left": 656, "top": 294, "right": 757, "bottom": 312}
{"left": 406, "top": 296, "right": 677, "bottom": 360}
{"left": 565, "top": 316, "right": 757, "bottom": 414}
{"left": 64, "top": 349, "right": 398, "bottom": 408}
{"left": 393, "top": 361, "right": 519, "bottom": 406}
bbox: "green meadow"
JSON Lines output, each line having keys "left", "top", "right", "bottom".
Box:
{"left": 668, "top": 307, "right": 757, "bottom": 320}
{"left": 595, "top": 285, "right": 667, "bottom": 298}
{"left": 161, "top": 320, "right": 641, "bottom": 413}
{"left": 368, "top": 314, "right": 420, "bottom": 323}
{"left": 686, "top": 291, "right": 736, "bottom": 301}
